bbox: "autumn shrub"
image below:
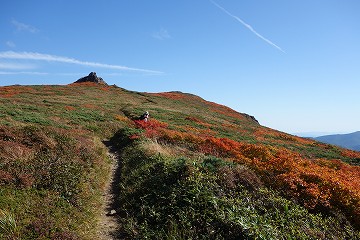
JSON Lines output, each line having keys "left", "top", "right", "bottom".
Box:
{"left": 217, "top": 165, "right": 263, "bottom": 191}
{"left": 26, "top": 216, "right": 80, "bottom": 240}
{"left": 0, "top": 125, "right": 110, "bottom": 239}
{"left": 2, "top": 83, "right": 360, "bottom": 238}
{"left": 113, "top": 131, "right": 360, "bottom": 239}
{"left": 131, "top": 120, "right": 360, "bottom": 229}
{"left": 133, "top": 118, "right": 168, "bottom": 138}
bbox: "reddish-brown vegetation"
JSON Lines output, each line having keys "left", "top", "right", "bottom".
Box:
{"left": 150, "top": 92, "right": 188, "bottom": 100}
{"left": 133, "top": 117, "right": 360, "bottom": 227}
{"left": 0, "top": 85, "right": 35, "bottom": 98}
{"left": 64, "top": 106, "right": 76, "bottom": 111}
{"left": 206, "top": 101, "right": 247, "bottom": 121}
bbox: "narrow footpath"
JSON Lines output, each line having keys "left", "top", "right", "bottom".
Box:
{"left": 97, "top": 140, "right": 122, "bottom": 240}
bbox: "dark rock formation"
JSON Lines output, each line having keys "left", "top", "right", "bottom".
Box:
{"left": 243, "top": 113, "right": 259, "bottom": 125}
{"left": 74, "top": 72, "right": 108, "bottom": 85}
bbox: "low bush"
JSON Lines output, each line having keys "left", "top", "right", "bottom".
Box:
{"left": 0, "top": 125, "right": 110, "bottom": 239}
{"left": 114, "top": 132, "right": 360, "bottom": 239}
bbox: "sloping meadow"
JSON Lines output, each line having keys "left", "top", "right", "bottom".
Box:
{"left": 112, "top": 127, "right": 360, "bottom": 239}
{"left": 0, "top": 125, "right": 111, "bottom": 239}
{"left": 1, "top": 84, "right": 360, "bottom": 239}
{"left": 0, "top": 84, "right": 127, "bottom": 239}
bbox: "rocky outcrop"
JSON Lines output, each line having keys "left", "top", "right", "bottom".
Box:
{"left": 243, "top": 113, "right": 259, "bottom": 124}
{"left": 74, "top": 72, "right": 108, "bottom": 85}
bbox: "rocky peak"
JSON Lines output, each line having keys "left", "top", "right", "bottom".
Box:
{"left": 74, "top": 72, "right": 108, "bottom": 85}
{"left": 243, "top": 113, "right": 260, "bottom": 125}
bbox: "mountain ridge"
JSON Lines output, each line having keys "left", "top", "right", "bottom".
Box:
{"left": 0, "top": 79, "right": 359, "bottom": 238}
{"left": 314, "top": 131, "right": 360, "bottom": 151}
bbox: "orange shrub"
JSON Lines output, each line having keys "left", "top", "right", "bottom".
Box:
{"left": 132, "top": 122, "right": 360, "bottom": 227}
{"left": 207, "top": 102, "right": 247, "bottom": 121}
{"left": 150, "top": 92, "right": 186, "bottom": 100}
{"left": 185, "top": 116, "right": 212, "bottom": 128}
{"left": 341, "top": 148, "right": 360, "bottom": 159}
{"left": 0, "top": 86, "right": 21, "bottom": 98}
{"left": 83, "top": 104, "right": 97, "bottom": 109}
{"left": 65, "top": 106, "right": 76, "bottom": 111}
{"left": 133, "top": 119, "right": 168, "bottom": 138}
{"left": 115, "top": 114, "right": 131, "bottom": 123}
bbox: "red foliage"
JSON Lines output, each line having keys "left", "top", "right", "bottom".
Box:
{"left": 0, "top": 86, "right": 36, "bottom": 98}
{"left": 115, "top": 114, "right": 132, "bottom": 124}
{"left": 341, "top": 148, "right": 360, "bottom": 159}
{"left": 185, "top": 116, "right": 213, "bottom": 128}
{"left": 129, "top": 134, "right": 140, "bottom": 140}
{"left": 178, "top": 125, "right": 215, "bottom": 138}
{"left": 132, "top": 121, "right": 360, "bottom": 227}
{"left": 65, "top": 106, "right": 76, "bottom": 111}
{"left": 83, "top": 104, "right": 96, "bottom": 109}
{"left": 150, "top": 92, "right": 187, "bottom": 100}
{"left": 100, "top": 87, "right": 110, "bottom": 91}
{"left": 207, "top": 101, "right": 247, "bottom": 121}
{"left": 133, "top": 119, "right": 168, "bottom": 138}
{"left": 0, "top": 86, "right": 21, "bottom": 98}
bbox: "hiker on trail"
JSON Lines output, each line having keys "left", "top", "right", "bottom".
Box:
{"left": 140, "top": 111, "right": 150, "bottom": 122}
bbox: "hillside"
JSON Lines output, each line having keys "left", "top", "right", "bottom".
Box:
{"left": 0, "top": 82, "right": 360, "bottom": 239}
{"left": 315, "top": 131, "right": 360, "bottom": 152}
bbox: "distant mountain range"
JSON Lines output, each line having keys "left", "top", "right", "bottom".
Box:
{"left": 314, "top": 131, "right": 360, "bottom": 151}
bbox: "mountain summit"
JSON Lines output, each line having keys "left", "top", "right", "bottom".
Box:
{"left": 74, "top": 72, "right": 108, "bottom": 85}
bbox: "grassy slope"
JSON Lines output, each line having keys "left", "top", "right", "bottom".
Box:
{"left": 0, "top": 83, "right": 359, "bottom": 239}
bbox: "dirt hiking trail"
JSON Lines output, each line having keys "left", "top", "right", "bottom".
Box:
{"left": 97, "top": 140, "right": 123, "bottom": 240}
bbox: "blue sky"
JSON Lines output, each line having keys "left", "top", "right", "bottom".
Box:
{"left": 0, "top": 0, "right": 359, "bottom": 135}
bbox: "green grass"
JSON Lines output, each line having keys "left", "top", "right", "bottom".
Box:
{"left": 112, "top": 131, "right": 359, "bottom": 239}
{"left": 0, "top": 125, "right": 110, "bottom": 239}
{"left": 1, "top": 84, "right": 360, "bottom": 239}
{"left": 66, "top": 109, "right": 106, "bottom": 123}
{"left": 0, "top": 209, "right": 20, "bottom": 240}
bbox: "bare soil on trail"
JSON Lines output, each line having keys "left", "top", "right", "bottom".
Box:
{"left": 97, "top": 141, "right": 122, "bottom": 240}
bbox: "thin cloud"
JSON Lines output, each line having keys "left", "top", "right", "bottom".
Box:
{"left": 0, "top": 62, "right": 35, "bottom": 70}
{"left": 0, "top": 71, "right": 48, "bottom": 75}
{"left": 0, "top": 51, "right": 163, "bottom": 74}
{"left": 6, "top": 41, "right": 16, "bottom": 48}
{"left": 11, "top": 20, "right": 39, "bottom": 33}
{"left": 210, "top": 0, "right": 285, "bottom": 53}
{"left": 153, "top": 28, "right": 171, "bottom": 40}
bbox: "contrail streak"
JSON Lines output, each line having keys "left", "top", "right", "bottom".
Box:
{"left": 210, "top": 0, "right": 285, "bottom": 53}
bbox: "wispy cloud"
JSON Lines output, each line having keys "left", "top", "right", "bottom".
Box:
{"left": 0, "top": 71, "right": 48, "bottom": 75}
{"left": 11, "top": 20, "right": 39, "bottom": 33}
{"left": 0, "top": 51, "right": 163, "bottom": 74}
{"left": 0, "top": 62, "right": 35, "bottom": 70}
{"left": 209, "top": 0, "right": 285, "bottom": 53}
{"left": 5, "top": 41, "right": 16, "bottom": 48}
{"left": 152, "top": 28, "right": 171, "bottom": 40}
